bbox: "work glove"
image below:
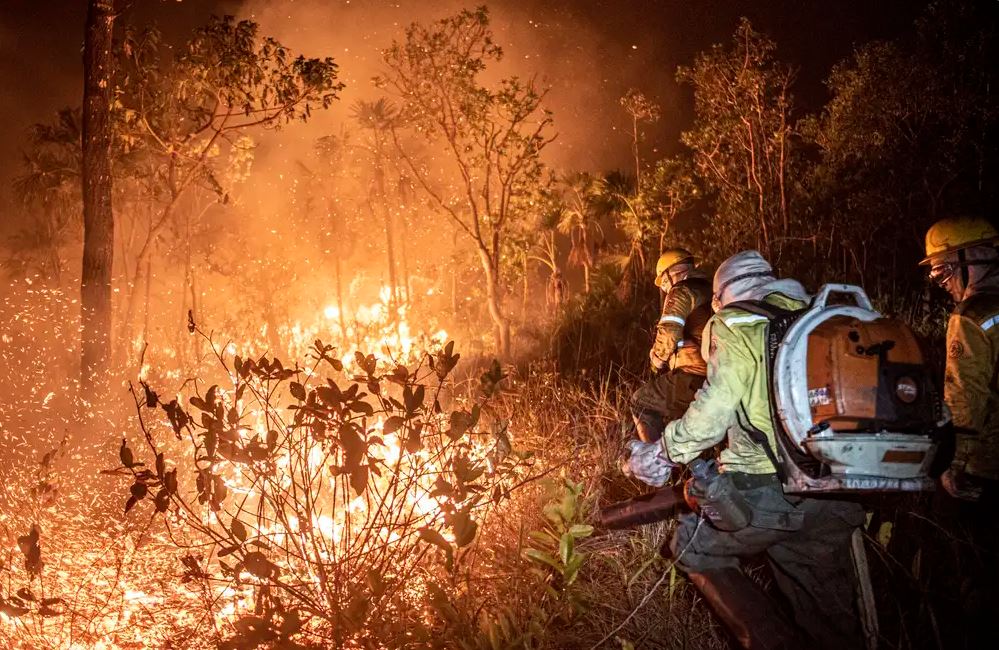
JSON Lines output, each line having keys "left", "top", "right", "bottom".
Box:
{"left": 622, "top": 439, "right": 675, "bottom": 487}
{"left": 649, "top": 349, "right": 666, "bottom": 373}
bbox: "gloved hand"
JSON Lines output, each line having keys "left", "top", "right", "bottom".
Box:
{"left": 622, "top": 439, "right": 675, "bottom": 487}
{"left": 649, "top": 349, "right": 666, "bottom": 373}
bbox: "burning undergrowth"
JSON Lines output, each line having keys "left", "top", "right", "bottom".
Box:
{"left": 108, "top": 331, "right": 533, "bottom": 648}
{"left": 0, "top": 275, "right": 730, "bottom": 649}
{"left": 0, "top": 283, "right": 541, "bottom": 648}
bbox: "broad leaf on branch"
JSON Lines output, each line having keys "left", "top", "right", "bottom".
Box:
{"left": 241, "top": 551, "right": 279, "bottom": 580}
{"left": 17, "top": 524, "right": 42, "bottom": 576}
{"left": 418, "top": 527, "right": 454, "bottom": 571}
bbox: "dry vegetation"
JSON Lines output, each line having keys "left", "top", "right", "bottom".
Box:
{"left": 2, "top": 1, "right": 997, "bottom": 648}
{"left": 0, "top": 327, "right": 733, "bottom": 649}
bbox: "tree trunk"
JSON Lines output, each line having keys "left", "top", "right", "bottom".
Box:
{"left": 521, "top": 253, "right": 529, "bottom": 322}
{"left": 631, "top": 115, "right": 641, "bottom": 188}
{"left": 477, "top": 247, "right": 510, "bottom": 358}
{"left": 334, "top": 254, "right": 347, "bottom": 341}
{"left": 777, "top": 95, "right": 789, "bottom": 238}
{"left": 396, "top": 179, "right": 413, "bottom": 306}
{"left": 141, "top": 258, "right": 151, "bottom": 362}
{"left": 451, "top": 229, "right": 459, "bottom": 319}
{"left": 80, "top": 0, "right": 116, "bottom": 396}
{"left": 381, "top": 202, "right": 399, "bottom": 310}
{"left": 399, "top": 213, "right": 411, "bottom": 306}
{"left": 368, "top": 196, "right": 399, "bottom": 317}
{"left": 451, "top": 262, "right": 458, "bottom": 319}
{"left": 373, "top": 138, "right": 399, "bottom": 312}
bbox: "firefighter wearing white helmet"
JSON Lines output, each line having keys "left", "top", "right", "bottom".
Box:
{"left": 625, "top": 250, "right": 865, "bottom": 650}
{"left": 628, "top": 248, "right": 713, "bottom": 442}
{"left": 921, "top": 216, "right": 999, "bottom": 501}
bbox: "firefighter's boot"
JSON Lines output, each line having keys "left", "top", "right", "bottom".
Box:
{"left": 688, "top": 568, "right": 802, "bottom": 650}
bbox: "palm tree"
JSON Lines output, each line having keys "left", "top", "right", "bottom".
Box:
{"left": 307, "top": 134, "right": 355, "bottom": 342}
{"left": 351, "top": 98, "right": 403, "bottom": 314}
{"left": 557, "top": 172, "right": 604, "bottom": 294}
{"left": 593, "top": 171, "right": 649, "bottom": 303}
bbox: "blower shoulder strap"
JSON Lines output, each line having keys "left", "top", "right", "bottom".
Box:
{"left": 736, "top": 403, "right": 787, "bottom": 483}
{"left": 725, "top": 298, "right": 803, "bottom": 321}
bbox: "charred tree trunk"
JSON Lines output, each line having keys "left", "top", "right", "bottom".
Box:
{"left": 80, "top": 0, "right": 116, "bottom": 396}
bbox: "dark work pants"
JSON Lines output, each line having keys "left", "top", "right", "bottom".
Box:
{"left": 926, "top": 483, "right": 999, "bottom": 647}
{"left": 670, "top": 479, "right": 866, "bottom": 650}
{"left": 629, "top": 369, "right": 705, "bottom": 441}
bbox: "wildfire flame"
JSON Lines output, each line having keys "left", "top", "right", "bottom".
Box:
{"left": 0, "top": 283, "right": 516, "bottom": 648}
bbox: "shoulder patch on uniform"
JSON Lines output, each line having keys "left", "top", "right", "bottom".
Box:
{"left": 948, "top": 340, "right": 965, "bottom": 359}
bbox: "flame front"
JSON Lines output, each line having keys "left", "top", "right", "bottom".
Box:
{"left": 0, "top": 283, "right": 521, "bottom": 648}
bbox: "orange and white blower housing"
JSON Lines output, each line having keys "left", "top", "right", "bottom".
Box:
{"left": 771, "top": 285, "right": 941, "bottom": 493}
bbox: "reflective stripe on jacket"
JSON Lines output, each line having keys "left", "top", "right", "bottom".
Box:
{"left": 652, "top": 274, "right": 712, "bottom": 375}
{"left": 946, "top": 288, "right": 999, "bottom": 480}
{"left": 662, "top": 292, "right": 806, "bottom": 474}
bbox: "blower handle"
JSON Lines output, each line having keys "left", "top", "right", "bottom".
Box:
{"left": 812, "top": 284, "right": 874, "bottom": 311}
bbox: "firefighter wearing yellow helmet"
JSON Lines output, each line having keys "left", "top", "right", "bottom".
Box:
{"left": 629, "top": 247, "right": 713, "bottom": 442}
{"left": 922, "top": 217, "right": 999, "bottom": 501}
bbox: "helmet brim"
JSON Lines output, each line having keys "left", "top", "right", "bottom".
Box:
{"left": 655, "top": 257, "right": 694, "bottom": 288}
{"left": 919, "top": 236, "right": 999, "bottom": 265}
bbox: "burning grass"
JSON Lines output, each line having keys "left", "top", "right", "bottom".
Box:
{"left": 1, "top": 279, "right": 964, "bottom": 649}
{"left": 110, "top": 327, "right": 541, "bottom": 647}
{"left": 0, "top": 276, "right": 721, "bottom": 648}
{"left": 0, "top": 284, "right": 529, "bottom": 648}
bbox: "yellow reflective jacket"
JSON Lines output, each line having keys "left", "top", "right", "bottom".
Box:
{"left": 945, "top": 287, "right": 999, "bottom": 480}
{"left": 652, "top": 273, "right": 712, "bottom": 376}
{"left": 661, "top": 292, "right": 806, "bottom": 474}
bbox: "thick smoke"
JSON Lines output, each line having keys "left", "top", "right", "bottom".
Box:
{"left": 233, "top": 0, "right": 664, "bottom": 176}
{"left": 201, "top": 0, "right": 674, "bottom": 341}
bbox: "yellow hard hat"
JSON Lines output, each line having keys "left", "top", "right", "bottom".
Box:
{"left": 655, "top": 248, "right": 694, "bottom": 287}
{"left": 920, "top": 217, "right": 999, "bottom": 265}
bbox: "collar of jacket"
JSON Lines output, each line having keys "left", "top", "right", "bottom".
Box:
{"left": 963, "top": 263, "right": 999, "bottom": 301}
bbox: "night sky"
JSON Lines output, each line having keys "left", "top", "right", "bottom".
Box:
{"left": 0, "top": 0, "right": 922, "bottom": 208}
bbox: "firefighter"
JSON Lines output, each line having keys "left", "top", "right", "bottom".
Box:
{"left": 921, "top": 216, "right": 999, "bottom": 502}
{"left": 629, "top": 248, "right": 712, "bottom": 442}
{"left": 626, "top": 250, "right": 865, "bottom": 650}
